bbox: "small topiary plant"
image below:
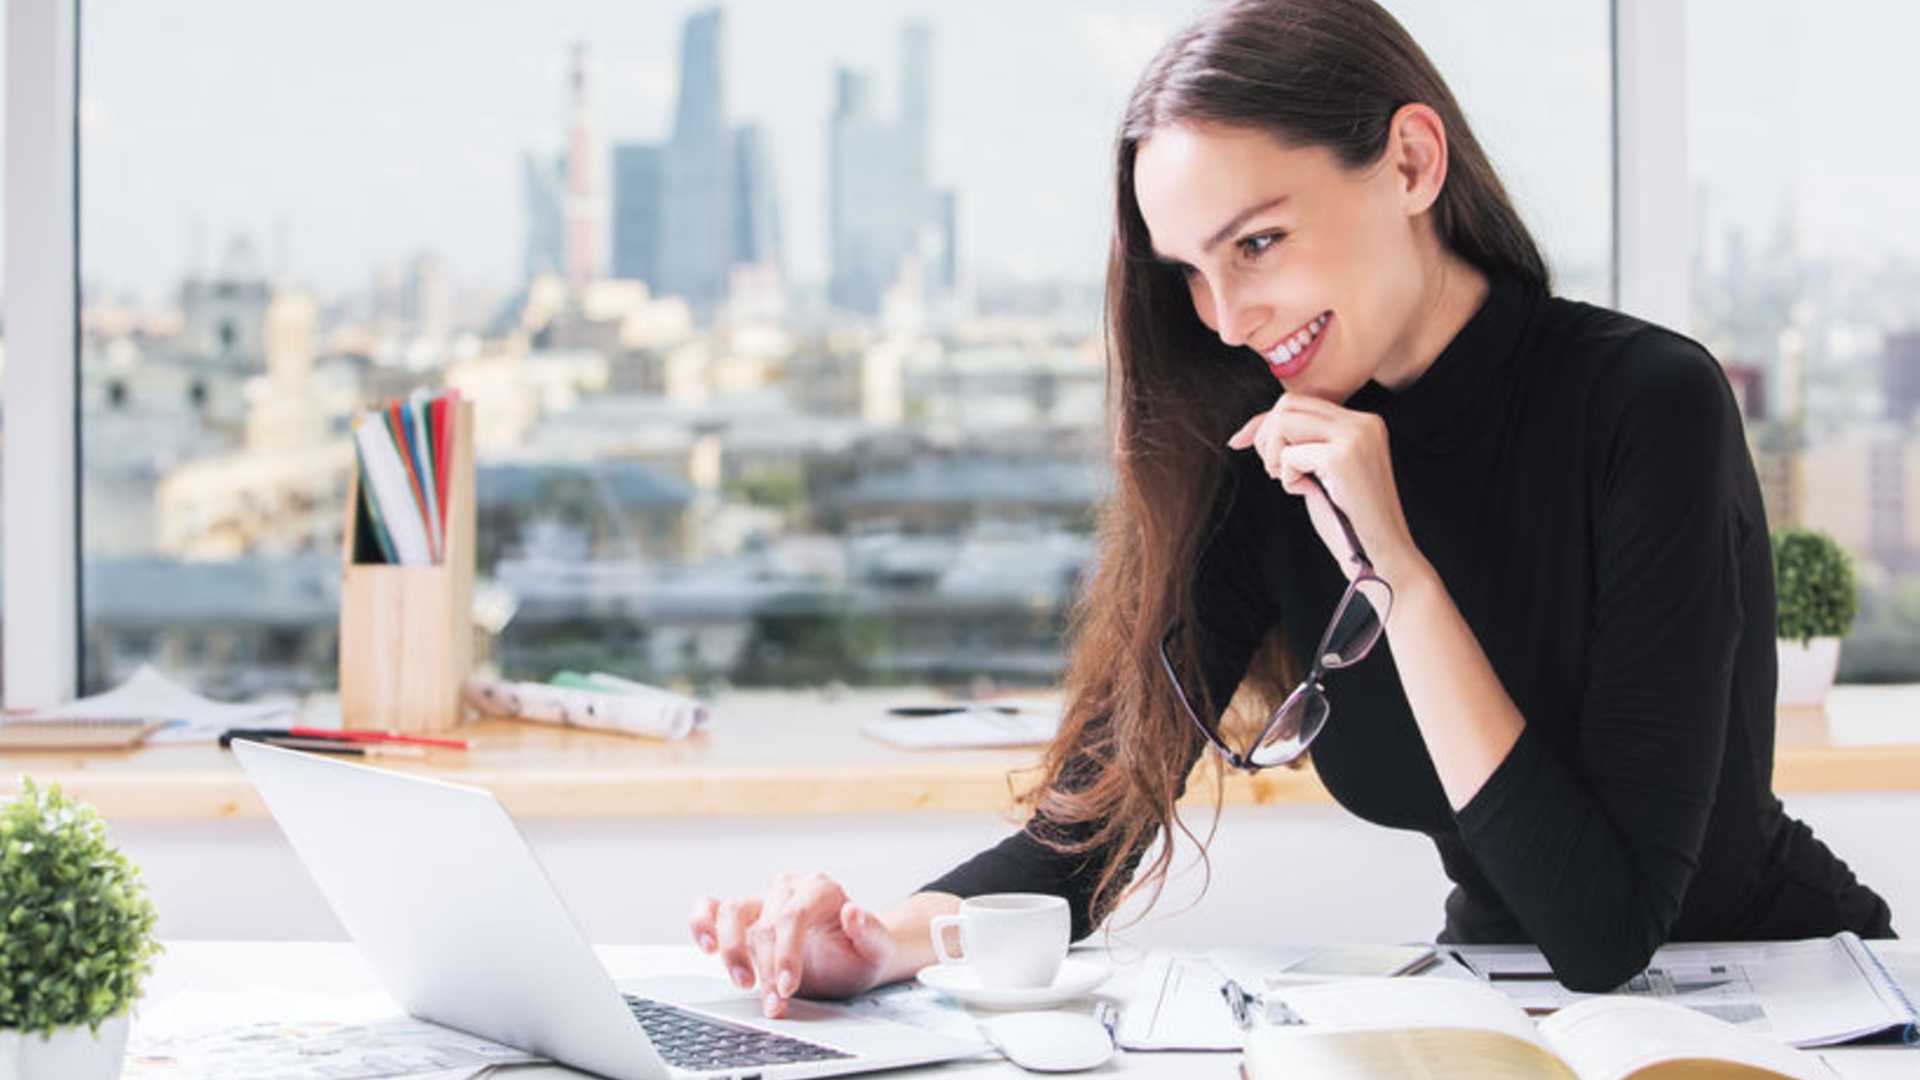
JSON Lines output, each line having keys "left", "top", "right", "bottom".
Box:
{"left": 0, "top": 777, "right": 161, "bottom": 1037}
{"left": 1771, "top": 527, "right": 1859, "bottom": 646}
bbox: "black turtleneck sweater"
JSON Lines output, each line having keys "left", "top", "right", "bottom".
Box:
{"left": 921, "top": 272, "right": 1894, "bottom": 992}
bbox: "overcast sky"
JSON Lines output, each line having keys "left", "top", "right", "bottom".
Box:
{"left": 69, "top": 1, "right": 1918, "bottom": 307}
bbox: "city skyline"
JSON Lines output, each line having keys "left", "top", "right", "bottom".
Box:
{"left": 78, "top": 0, "right": 1623, "bottom": 306}
{"left": 63, "top": 1, "right": 1920, "bottom": 316}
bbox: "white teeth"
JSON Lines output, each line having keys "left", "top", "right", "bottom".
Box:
{"left": 1269, "top": 313, "right": 1329, "bottom": 364}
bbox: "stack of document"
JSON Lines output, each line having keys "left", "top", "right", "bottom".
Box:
{"left": 352, "top": 388, "right": 461, "bottom": 565}
{"left": 3, "top": 663, "right": 297, "bottom": 745}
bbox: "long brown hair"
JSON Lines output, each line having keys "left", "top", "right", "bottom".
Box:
{"left": 1019, "top": 0, "right": 1551, "bottom": 935}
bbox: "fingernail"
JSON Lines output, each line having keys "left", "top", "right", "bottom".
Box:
{"left": 699, "top": 934, "right": 716, "bottom": 952}
{"left": 764, "top": 992, "right": 780, "bottom": 1014}
{"left": 732, "top": 966, "right": 752, "bottom": 988}
{"left": 777, "top": 970, "right": 796, "bottom": 997}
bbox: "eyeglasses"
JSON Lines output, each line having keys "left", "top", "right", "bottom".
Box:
{"left": 1158, "top": 474, "right": 1393, "bottom": 772}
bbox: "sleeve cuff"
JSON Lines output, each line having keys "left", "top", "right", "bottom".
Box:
{"left": 1453, "top": 722, "right": 1545, "bottom": 835}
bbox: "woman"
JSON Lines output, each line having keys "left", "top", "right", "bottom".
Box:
{"left": 690, "top": 0, "right": 1894, "bottom": 1018}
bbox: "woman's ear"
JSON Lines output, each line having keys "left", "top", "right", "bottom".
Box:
{"left": 1387, "top": 102, "right": 1449, "bottom": 217}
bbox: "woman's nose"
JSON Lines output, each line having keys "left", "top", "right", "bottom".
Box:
{"left": 1215, "top": 289, "right": 1269, "bottom": 350}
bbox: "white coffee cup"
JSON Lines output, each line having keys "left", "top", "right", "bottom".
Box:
{"left": 928, "top": 893, "right": 1070, "bottom": 989}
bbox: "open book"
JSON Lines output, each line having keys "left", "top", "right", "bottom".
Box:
{"left": 1243, "top": 978, "right": 1836, "bottom": 1080}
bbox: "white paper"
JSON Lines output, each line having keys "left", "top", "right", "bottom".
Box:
{"left": 11, "top": 664, "right": 295, "bottom": 742}
{"left": 1454, "top": 933, "right": 1914, "bottom": 1048}
{"left": 862, "top": 707, "right": 1060, "bottom": 749}
{"left": 355, "top": 416, "right": 433, "bottom": 565}
{"left": 1114, "top": 951, "right": 1245, "bottom": 1051}
{"left": 847, "top": 979, "right": 989, "bottom": 1044}
{"left": 124, "top": 1015, "right": 543, "bottom": 1079}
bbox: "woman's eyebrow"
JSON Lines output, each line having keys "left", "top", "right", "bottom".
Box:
{"left": 1149, "top": 194, "right": 1290, "bottom": 263}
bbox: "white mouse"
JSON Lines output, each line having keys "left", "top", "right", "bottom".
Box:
{"left": 979, "top": 1009, "right": 1115, "bottom": 1073}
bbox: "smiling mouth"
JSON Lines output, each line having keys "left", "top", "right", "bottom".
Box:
{"left": 1263, "top": 311, "right": 1332, "bottom": 372}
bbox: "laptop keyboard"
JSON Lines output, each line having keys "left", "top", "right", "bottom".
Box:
{"left": 624, "top": 995, "right": 855, "bottom": 1072}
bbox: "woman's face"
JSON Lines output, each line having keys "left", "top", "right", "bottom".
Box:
{"left": 1132, "top": 112, "right": 1446, "bottom": 401}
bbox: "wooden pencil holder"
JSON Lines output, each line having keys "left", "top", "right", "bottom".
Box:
{"left": 338, "top": 399, "right": 477, "bottom": 733}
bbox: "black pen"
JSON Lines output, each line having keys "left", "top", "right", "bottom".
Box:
{"left": 886, "top": 705, "right": 1023, "bottom": 717}
{"left": 1446, "top": 948, "right": 1481, "bottom": 978}
{"left": 223, "top": 734, "right": 426, "bottom": 759}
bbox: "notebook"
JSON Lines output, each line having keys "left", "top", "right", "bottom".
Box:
{"left": 0, "top": 717, "right": 165, "bottom": 750}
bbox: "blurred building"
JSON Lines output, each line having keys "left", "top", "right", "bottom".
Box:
{"left": 612, "top": 143, "right": 665, "bottom": 285}
{"left": 81, "top": 555, "right": 341, "bottom": 698}
{"left": 522, "top": 151, "right": 567, "bottom": 283}
{"left": 608, "top": 9, "right": 785, "bottom": 325}
{"left": 1724, "top": 359, "right": 1768, "bottom": 422}
{"left": 477, "top": 460, "right": 697, "bottom": 569}
{"left": 827, "top": 19, "right": 958, "bottom": 316}
{"left": 179, "top": 234, "right": 271, "bottom": 369}
{"left": 565, "top": 43, "right": 604, "bottom": 286}
{"left": 1798, "top": 432, "right": 1920, "bottom": 576}
{"left": 657, "top": 7, "right": 735, "bottom": 319}
{"left": 1885, "top": 330, "right": 1920, "bottom": 426}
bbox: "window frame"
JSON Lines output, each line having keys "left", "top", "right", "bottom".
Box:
{"left": 2, "top": 0, "right": 1683, "bottom": 702}
{"left": 4, "top": 0, "right": 82, "bottom": 707}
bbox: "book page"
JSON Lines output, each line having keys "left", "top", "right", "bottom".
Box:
{"left": 1540, "top": 996, "right": 1835, "bottom": 1080}
{"left": 1244, "top": 1027, "right": 1578, "bottom": 1080}
{"left": 1269, "top": 977, "right": 1549, "bottom": 1046}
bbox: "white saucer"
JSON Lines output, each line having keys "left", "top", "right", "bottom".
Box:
{"left": 914, "top": 957, "right": 1113, "bottom": 1010}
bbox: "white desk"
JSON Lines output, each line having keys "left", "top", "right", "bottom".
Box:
{"left": 135, "top": 941, "right": 1920, "bottom": 1079}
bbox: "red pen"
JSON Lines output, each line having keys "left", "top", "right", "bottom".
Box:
{"left": 289, "top": 726, "right": 469, "bottom": 750}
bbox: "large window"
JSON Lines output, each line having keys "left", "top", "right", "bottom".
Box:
{"left": 77, "top": 0, "right": 1611, "bottom": 697}
{"left": 0, "top": 12, "right": 10, "bottom": 699}
{"left": 1687, "top": 0, "right": 1920, "bottom": 680}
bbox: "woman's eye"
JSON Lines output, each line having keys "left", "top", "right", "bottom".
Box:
{"left": 1169, "top": 232, "right": 1281, "bottom": 281}
{"left": 1239, "top": 232, "right": 1284, "bottom": 259}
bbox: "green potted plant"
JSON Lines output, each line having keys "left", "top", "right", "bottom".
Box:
{"left": 1772, "top": 527, "right": 1859, "bottom": 707}
{"left": 0, "top": 777, "right": 161, "bottom": 1080}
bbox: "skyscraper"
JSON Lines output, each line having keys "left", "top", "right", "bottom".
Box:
{"left": 657, "top": 7, "right": 735, "bottom": 319}
{"left": 828, "top": 69, "right": 901, "bottom": 314}
{"left": 732, "top": 123, "right": 782, "bottom": 273}
{"left": 565, "top": 43, "right": 605, "bottom": 286}
{"left": 612, "top": 143, "right": 665, "bottom": 285}
{"left": 1885, "top": 331, "right": 1920, "bottom": 427}
{"left": 933, "top": 188, "right": 959, "bottom": 293}
{"left": 900, "top": 19, "right": 931, "bottom": 198}
{"left": 606, "top": 9, "right": 782, "bottom": 322}
{"left": 827, "top": 20, "right": 957, "bottom": 316}
{"left": 522, "top": 151, "right": 566, "bottom": 284}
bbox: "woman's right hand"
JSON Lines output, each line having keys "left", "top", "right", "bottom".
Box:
{"left": 689, "top": 873, "right": 898, "bottom": 1018}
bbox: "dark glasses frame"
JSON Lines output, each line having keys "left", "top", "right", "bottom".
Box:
{"left": 1157, "top": 474, "right": 1394, "bottom": 772}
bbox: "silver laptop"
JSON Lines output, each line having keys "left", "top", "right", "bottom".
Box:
{"left": 233, "top": 739, "right": 987, "bottom": 1080}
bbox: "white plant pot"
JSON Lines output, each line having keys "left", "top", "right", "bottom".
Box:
{"left": 1777, "top": 636, "right": 1842, "bottom": 708}
{"left": 0, "top": 1011, "right": 129, "bottom": 1080}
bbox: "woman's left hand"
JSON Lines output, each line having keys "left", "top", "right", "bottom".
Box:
{"left": 1228, "top": 393, "right": 1428, "bottom": 586}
